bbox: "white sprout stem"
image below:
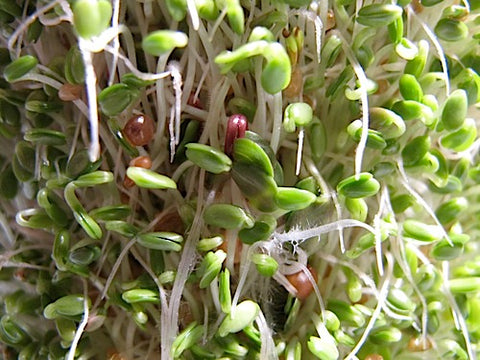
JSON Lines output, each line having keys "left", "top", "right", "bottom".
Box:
{"left": 331, "top": 191, "right": 346, "bottom": 253}
{"left": 209, "top": 279, "right": 221, "bottom": 313}
{"left": 163, "top": 170, "right": 206, "bottom": 359}
{"left": 317, "top": 252, "right": 388, "bottom": 303}
{"left": 345, "top": 50, "right": 369, "bottom": 178}
{"left": 329, "top": 30, "right": 370, "bottom": 177}
{"left": 0, "top": 211, "right": 14, "bottom": 249}
{"left": 304, "top": 157, "right": 331, "bottom": 197}
{"left": 102, "top": 49, "right": 161, "bottom": 81}
{"left": 295, "top": 128, "right": 305, "bottom": 175}
{"left": 1, "top": 262, "right": 50, "bottom": 271}
{"left": 397, "top": 237, "right": 429, "bottom": 340}
{"left": 128, "top": 247, "right": 170, "bottom": 344}
{"left": 225, "top": 230, "right": 238, "bottom": 274}
{"left": 272, "top": 272, "right": 299, "bottom": 296}
{"left": 168, "top": 62, "right": 183, "bottom": 163}
{"left": 67, "top": 278, "right": 89, "bottom": 360}
{"left": 344, "top": 253, "right": 393, "bottom": 360}
{"left": 407, "top": 5, "right": 450, "bottom": 96}
{"left": 187, "top": 0, "right": 200, "bottom": 30}
{"left": 297, "top": 262, "right": 326, "bottom": 316}
{"left": 182, "top": 29, "right": 199, "bottom": 106}
{"left": 107, "top": 0, "right": 121, "bottom": 86}
{"left": 270, "top": 92, "right": 283, "bottom": 153}
{"left": 231, "top": 259, "right": 252, "bottom": 316}
{"left": 442, "top": 261, "right": 475, "bottom": 360}
{"left": 256, "top": 311, "right": 279, "bottom": 360}
{"left": 309, "top": 10, "right": 323, "bottom": 64}
{"left": 78, "top": 41, "right": 100, "bottom": 162}
{"left": 169, "top": 101, "right": 176, "bottom": 162}
{"left": 208, "top": 7, "right": 228, "bottom": 43}
{"left": 374, "top": 186, "right": 389, "bottom": 277}
{"left": 254, "top": 58, "right": 267, "bottom": 137}
{"left": 314, "top": 12, "right": 323, "bottom": 63}
{"left": 275, "top": 218, "right": 376, "bottom": 244}
{"left": 96, "top": 237, "right": 137, "bottom": 307}
{"left": 312, "top": 313, "right": 335, "bottom": 345}
{"left": 397, "top": 161, "right": 452, "bottom": 245}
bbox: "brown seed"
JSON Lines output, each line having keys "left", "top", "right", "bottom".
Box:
{"left": 107, "top": 349, "right": 127, "bottom": 360}
{"left": 123, "top": 175, "right": 135, "bottom": 188}
{"left": 187, "top": 92, "right": 203, "bottom": 109}
{"left": 326, "top": 10, "right": 336, "bottom": 31}
{"left": 283, "top": 67, "right": 303, "bottom": 98}
{"left": 408, "top": 336, "right": 433, "bottom": 352}
{"left": 58, "top": 83, "right": 83, "bottom": 101}
{"left": 365, "top": 354, "right": 383, "bottom": 360}
{"left": 377, "top": 79, "right": 389, "bottom": 95}
{"left": 286, "top": 264, "right": 318, "bottom": 300}
{"left": 411, "top": 0, "right": 424, "bottom": 13}
{"left": 123, "top": 114, "right": 155, "bottom": 146}
{"left": 154, "top": 210, "right": 185, "bottom": 233}
{"left": 179, "top": 302, "right": 194, "bottom": 328}
{"left": 129, "top": 155, "right": 152, "bottom": 169}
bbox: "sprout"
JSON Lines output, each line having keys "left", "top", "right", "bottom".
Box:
{"left": 435, "top": 18, "right": 469, "bottom": 42}
{"left": 251, "top": 253, "right": 278, "bottom": 277}
{"left": 219, "top": 269, "right": 232, "bottom": 314}
{"left": 337, "top": 173, "right": 380, "bottom": 199}
{"left": 98, "top": 84, "right": 139, "bottom": 116}
{"left": 356, "top": 4, "right": 403, "bottom": 27}
{"left": 441, "top": 89, "right": 468, "bottom": 131}
{"left": 171, "top": 322, "right": 204, "bottom": 358}
{"left": 72, "top": 0, "right": 112, "bottom": 39}
{"left": 307, "top": 336, "right": 339, "bottom": 360}
{"left": 233, "top": 137, "right": 274, "bottom": 176}
{"left": 142, "top": 30, "right": 188, "bottom": 56}
{"left": 215, "top": 41, "right": 291, "bottom": 94}
{"left": 185, "top": 143, "right": 232, "bottom": 174}
{"left": 43, "top": 295, "right": 91, "bottom": 320}
{"left": 218, "top": 300, "right": 260, "bottom": 337}
{"left": 203, "top": 204, "right": 254, "bottom": 229}
{"left": 126, "top": 167, "right": 177, "bottom": 189}
{"left": 136, "top": 232, "right": 183, "bottom": 251}
{"left": 3, "top": 55, "right": 37, "bottom": 82}
{"left": 275, "top": 187, "right": 317, "bottom": 211}
{"left": 122, "top": 289, "right": 160, "bottom": 304}
{"left": 198, "top": 250, "right": 227, "bottom": 288}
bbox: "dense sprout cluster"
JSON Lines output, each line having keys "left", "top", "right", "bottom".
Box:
{"left": 1, "top": 0, "right": 480, "bottom": 359}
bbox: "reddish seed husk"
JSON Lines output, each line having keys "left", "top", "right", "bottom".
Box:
{"left": 123, "top": 114, "right": 155, "bottom": 146}
{"left": 124, "top": 156, "right": 152, "bottom": 188}
{"left": 284, "top": 67, "right": 302, "bottom": 98}
{"left": 129, "top": 155, "right": 152, "bottom": 169}
{"left": 286, "top": 264, "right": 318, "bottom": 300}
{"left": 187, "top": 92, "right": 203, "bottom": 109}
{"left": 408, "top": 336, "right": 433, "bottom": 352}
{"left": 123, "top": 175, "right": 135, "bottom": 188}
{"left": 225, "top": 114, "right": 248, "bottom": 156}
{"left": 59, "top": 83, "right": 84, "bottom": 101}
{"left": 365, "top": 354, "right": 383, "bottom": 360}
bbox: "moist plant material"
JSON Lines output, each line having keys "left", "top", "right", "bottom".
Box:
{"left": 1, "top": 0, "right": 480, "bottom": 359}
